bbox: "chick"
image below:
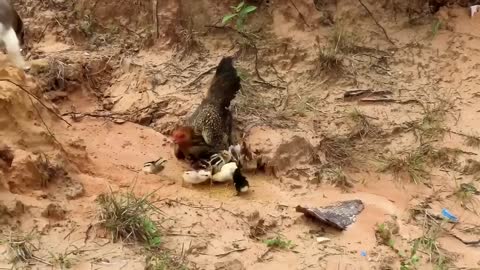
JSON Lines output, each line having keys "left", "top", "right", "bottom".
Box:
{"left": 142, "top": 158, "right": 166, "bottom": 174}
{"left": 232, "top": 168, "right": 249, "bottom": 195}
{"left": 212, "top": 162, "right": 238, "bottom": 183}
{"left": 182, "top": 169, "right": 212, "bottom": 184}
{"left": 208, "top": 150, "right": 234, "bottom": 174}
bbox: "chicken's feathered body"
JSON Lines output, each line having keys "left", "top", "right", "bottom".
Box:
{"left": 173, "top": 57, "right": 241, "bottom": 161}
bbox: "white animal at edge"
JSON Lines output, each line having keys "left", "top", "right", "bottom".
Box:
{"left": 0, "top": 0, "right": 28, "bottom": 69}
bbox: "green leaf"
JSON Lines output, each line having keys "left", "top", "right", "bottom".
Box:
{"left": 242, "top": 5, "right": 257, "bottom": 14}
{"left": 222, "top": 14, "right": 237, "bottom": 24}
{"left": 235, "top": 1, "right": 245, "bottom": 11}
{"left": 149, "top": 236, "right": 162, "bottom": 247}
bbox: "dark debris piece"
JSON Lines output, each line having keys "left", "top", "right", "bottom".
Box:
{"left": 296, "top": 199, "right": 364, "bottom": 230}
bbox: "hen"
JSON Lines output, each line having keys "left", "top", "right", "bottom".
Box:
{"left": 172, "top": 56, "right": 241, "bottom": 162}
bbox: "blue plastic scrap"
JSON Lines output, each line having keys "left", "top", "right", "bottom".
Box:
{"left": 441, "top": 208, "right": 458, "bottom": 223}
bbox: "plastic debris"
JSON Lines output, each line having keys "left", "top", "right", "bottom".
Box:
{"left": 296, "top": 200, "right": 365, "bottom": 230}
{"left": 471, "top": 5, "right": 480, "bottom": 17}
{"left": 441, "top": 208, "right": 458, "bottom": 223}
{"left": 360, "top": 250, "right": 367, "bottom": 257}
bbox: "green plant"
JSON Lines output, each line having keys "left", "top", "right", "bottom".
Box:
{"left": 96, "top": 190, "right": 162, "bottom": 248}
{"left": 264, "top": 236, "right": 292, "bottom": 249}
{"left": 381, "top": 147, "right": 430, "bottom": 184}
{"left": 400, "top": 241, "right": 420, "bottom": 270}
{"left": 49, "top": 249, "right": 77, "bottom": 270}
{"left": 431, "top": 19, "right": 442, "bottom": 38}
{"left": 222, "top": 1, "right": 257, "bottom": 31}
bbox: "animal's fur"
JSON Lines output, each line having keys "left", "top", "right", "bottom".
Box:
{"left": 0, "top": 0, "right": 27, "bottom": 69}
{"left": 173, "top": 57, "right": 241, "bottom": 161}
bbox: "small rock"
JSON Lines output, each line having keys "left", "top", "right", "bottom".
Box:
{"left": 0, "top": 144, "right": 14, "bottom": 171}
{"left": 214, "top": 259, "right": 245, "bottom": 270}
{"left": 113, "top": 119, "right": 126, "bottom": 124}
{"left": 65, "top": 182, "right": 85, "bottom": 200}
{"left": 29, "top": 59, "right": 50, "bottom": 75}
{"left": 316, "top": 236, "right": 331, "bottom": 243}
{"left": 43, "top": 90, "right": 68, "bottom": 102}
{"left": 41, "top": 203, "right": 67, "bottom": 220}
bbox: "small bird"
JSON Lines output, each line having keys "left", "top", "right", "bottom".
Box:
{"left": 142, "top": 158, "right": 167, "bottom": 174}
{"left": 228, "top": 143, "right": 243, "bottom": 166}
{"left": 232, "top": 168, "right": 249, "bottom": 195}
{"left": 208, "top": 150, "right": 234, "bottom": 174}
{"left": 182, "top": 169, "right": 212, "bottom": 184}
{"left": 212, "top": 162, "right": 238, "bottom": 183}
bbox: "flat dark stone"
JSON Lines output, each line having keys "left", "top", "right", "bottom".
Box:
{"left": 296, "top": 199, "right": 365, "bottom": 230}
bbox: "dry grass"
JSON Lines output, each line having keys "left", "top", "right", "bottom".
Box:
{"left": 316, "top": 46, "right": 343, "bottom": 73}
{"left": 318, "top": 166, "right": 354, "bottom": 191}
{"left": 96, "top": 190, "right": 162, "bottom": 248}
{"left": 328, "top": 26, "right": 360, "bottom": 54}
{"left": 2, "top": 231, "right": 38, "bottom": 264}
{"left": 319, "top": 136, "right": 355, "bottom": 167}
{"left": 463, "top": 159, "right": 480, "bottom": 175}
{"left": 380, "top": 146, "right": 431, "bottom": 184}
{"left": 454, "top": 182, "right": 479, "bottom": 212}
{"left": 49, "top": 247, "right": 78, "bottom": 270}
{"left": 413, "top": 222, "right": 451, "bottom": 270}
{"left": 409, "top": 99, "right": 452, "bottom": 142}
{"left": 464, "top": 133, "right": 480, "bottom": 148}
{"left": 347, "top": 109, "right": 379, "bottom": 139}
{"left": 145, "top": 251, "right": 188, "bottom": 270}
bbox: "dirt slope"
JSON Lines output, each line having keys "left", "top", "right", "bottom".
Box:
{"left": 2, "top": 0, "right": 480, "bottom": 269}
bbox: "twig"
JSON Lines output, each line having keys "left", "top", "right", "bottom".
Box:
{"left": 166, "top": 232, "right": 199, "bottom": 237}
{"left": 287, "top": 0, "right": 310, "bottom": 28}
{"left": 357, "top": 0, "right": 395, "bottom": 45}
{"left": 257, "top": 247, "right": 273, "bottom": 262}
{"left": 215, "top": 247, "right": 247, "bottom": 257}
{"left": 84, "top": 224, "right": 93, "bottom": 244}
{"left": 205, "top": 25, "right": 254, "bottom": 43}
{"left": 183, "top": 66, "right": 217, "bottom": 88}
{"left": 28, "top": 96, "right": 67, "bottom": 153}
{"left": 252, "top": 79, "right": 286, "bottom": 90}
{"left": 0, "top": 79, "right": 72, "bottom": 127}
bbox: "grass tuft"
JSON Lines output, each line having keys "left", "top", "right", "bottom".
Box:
{"left": 3, "top": 231, "right": 38, "bottom": 264}
{"left": 264, "top": 236, "right": 292, "bottom": 249}
{"left": 347, "top": 109, "right": 379, "bottom": 139}
{"left": 145, "top": 251, "right": 188, "bottom": 270}
{"left": 381, "top": 145, "right": 431, "bottom": 184}
{"left": 319, "top": 136, "right": 355, "bottom": 167}
{"left": 96, "top": 190, "right": 162, "bottom": 248}
{"left": 464, "top": 133, "right": 480, "bottom": 148}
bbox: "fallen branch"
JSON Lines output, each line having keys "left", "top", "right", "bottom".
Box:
{"left": 0, "top": 78, "right": 72, "bottom": 127}
{"left": 357, "top": 0, "right": 395, "bottom": 45}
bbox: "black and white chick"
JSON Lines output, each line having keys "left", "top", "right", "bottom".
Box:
{"left": 232, "top": 167, "right": 249, "bottom": 195}
{"left": 142, "top": 158, "right": 167, "bottom": 174}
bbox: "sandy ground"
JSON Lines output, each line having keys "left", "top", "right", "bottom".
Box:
{"left": 2, "top": 0, "right": 480, "bottom": 269}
